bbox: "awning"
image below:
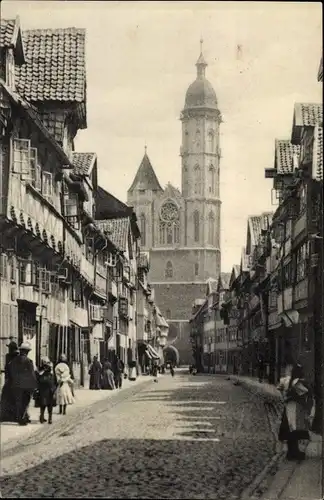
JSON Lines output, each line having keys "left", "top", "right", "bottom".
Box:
{"left": 145, "top": 349, "right": 153, "bottom": 360}
{"left": 279, "top": 310, "right": 299, "bottom": 327}
{"left": 147, "top": 344, "right": 160, "bottom": 360}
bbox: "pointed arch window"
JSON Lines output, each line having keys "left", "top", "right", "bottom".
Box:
{"left": 208, "top": 211, "right": 215, "bottom": 245}
{"left": 208, "top": 165, "right": 215, "bottom": 194}
{"left": 208, "top": 130, "right": 215, "bottom": 153}
{"left": 194, "top": 263, "right": 199, "bottom": 276}
{"left": 159, "top": 201, "right": 180, "bottom": 245}
{"left": 140, "top": 213, "right": 146, "bottom": 246}
{"left": 165, "top": 261, "right": 173, "bottom": 279}
{"left": 194, "top": 164, "right": 202, "bottom": 195}
{"left": 194, "top": 210, "right": 200, "bottom": 242}
{"left": 166, "top": 308, "right": 171, "bottom": 319}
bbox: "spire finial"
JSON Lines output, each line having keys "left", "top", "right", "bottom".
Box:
{"left": 200, "top": 37, "right": 203, "bottom": 54}
{"left": 144, "top": 142, "right": 147, "bottom": 154}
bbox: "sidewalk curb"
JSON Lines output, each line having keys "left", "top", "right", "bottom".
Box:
{"left": 240, "top": 450, "right": 286, "bottom": 500}
{"left": 1, "top": 377, "right": 151, "bottom": 458}
{"left": 236, "top": 376, "right": 286, "bottom": 499}
{"left": 258, "top": 461, "right": 299, "bottom": 500}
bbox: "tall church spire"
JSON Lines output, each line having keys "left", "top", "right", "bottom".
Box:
{"left": 196, "top": 38, "right": 208, "bottom": 79}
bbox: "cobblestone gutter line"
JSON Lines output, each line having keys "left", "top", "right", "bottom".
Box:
{"left": 1, "top": 379, "right": 151, "bottom": 460}
{"left": 237, "top": 378, "right": 286, "bottom": 500}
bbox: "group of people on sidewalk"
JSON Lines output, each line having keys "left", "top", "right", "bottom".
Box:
{"left": 0, "top": 339, "right": 75, "bottom": 426}
{"left": 88, "top": 355, "right": 125, "bottom": 391}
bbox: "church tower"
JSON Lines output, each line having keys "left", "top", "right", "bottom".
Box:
{"left": 128, "top": 41, "right": 222, "bottom": 364}
{"left": 181, "top": 39, "right": 222, "bottom": 279}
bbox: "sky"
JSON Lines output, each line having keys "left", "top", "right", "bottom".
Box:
{"left": 1, "top": 1, "right": 322, "bottom": 272}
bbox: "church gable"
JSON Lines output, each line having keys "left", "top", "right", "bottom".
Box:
{"left": 163, "top": 182, "right": 182, "bottom": 201}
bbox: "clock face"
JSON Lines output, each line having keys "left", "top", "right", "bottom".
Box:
{"left": 160, "top": 201, "right": 179, "bottom": 222}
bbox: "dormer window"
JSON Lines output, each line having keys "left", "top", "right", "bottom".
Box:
{"left": 6, "top": 49, "right": 15, "bottom": 89}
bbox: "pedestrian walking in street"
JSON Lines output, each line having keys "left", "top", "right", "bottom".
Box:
{"left": 101, "top": 360, "right": 116, "bottom": 390}
{"left": 35, "top": 357, "right": 56, "bottom": 424}
{"left": 257, "top": 354, "right": 265, "bottom": 383}
{"left": 0, "top": 340, "right": 20, "bottom": 422}
{"left": 152, "top": 362, "right": 159, "bottom": 382}
{"left": 170, "top": 364, "right": 175, "bottom": 377}
{"left": 6, "top": 342, "right": 37, "bottom": 426}
{"left": 277, "top": 363, "right": 314, "bottom": 461}
{"left": 89, "top": 356, "right": 102, "bottom": 390}
{"left": 113, "top": 356, "right": 124, "bottom": 389}
{"left": 55, "top": 354, "right": 75, "bottom": 415}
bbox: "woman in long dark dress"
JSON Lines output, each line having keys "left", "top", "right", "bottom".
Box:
{"left": 0, "top": 342, "right": 20, "bottom": 422}
{"left": 89, "top": 356, "right": 102, "bottom": 390}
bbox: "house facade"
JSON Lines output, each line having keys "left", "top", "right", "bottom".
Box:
{"left": 0, "top": 17, "right": 168, "bottom": 388}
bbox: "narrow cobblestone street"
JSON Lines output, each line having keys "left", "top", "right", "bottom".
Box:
{"left": 0, "top": 371, "right": 275, "bottom": 499}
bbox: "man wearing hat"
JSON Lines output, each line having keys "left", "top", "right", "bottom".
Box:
{"left": 7, "top": 342, "right": 37, "bottom": 425}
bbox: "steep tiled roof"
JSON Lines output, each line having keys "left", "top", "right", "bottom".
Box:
{"left": 128, "top": 152, "right": 163, "bottom": 192}
{"left": 15, "top": 28, "right": 86, "bottom": 104}
{"left": 72, "top": 152, "right": 96, "bottom": 176}
{"left": 293, "top": 103, "right": 323, "bottom": 127}
{"left": 96, "top": 218, "right": 129, "bottom": 253}
{"left": 1, "top": 17, "right": 25, "bottom": 65}
{"left": 95, "top": 186, "right": 130, "bottom": 219}
{"left": 0, "top": 19, "right": 16, "bottom": 47}
{"left": 248, "top": 212, "right": 273, "bottom": 247}
{"left": 274, "top": 139, "right": 300, "bottom": 174}
{"left": 313, "top": 126, "right": 323, "bottom": 181}
{"left": 220, "top": 272, "right": 231, "bottom": 290}
{"left": 291, "top": 103, "right": 323, "bottom": 144}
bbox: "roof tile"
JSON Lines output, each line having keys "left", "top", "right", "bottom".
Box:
{"left": 249, "top": 212, "right": 273, "bottom": 246}
{"left": 294, "top": 103, "right": 323, "bottom": 128}
{"left": 96, "top": 218, "right": 129, "bottom": 253}
{"left": 15, "top": 27, "right": 86, "bottom": 104}
{"left": 275, "top": 139, "right": 300, "bottom": 174}
{"left": 72, "top": 152, "right": 96, "bottom": 176}
{"left": 0, "top": 19, "right": 15, "bottom": 47}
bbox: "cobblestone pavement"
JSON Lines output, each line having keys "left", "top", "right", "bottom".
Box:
{"left": 0, "top": 372, "right": 276, "bottom": 499}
